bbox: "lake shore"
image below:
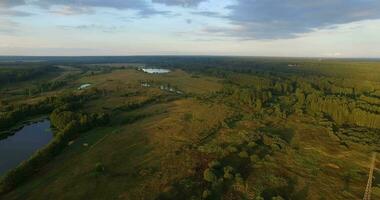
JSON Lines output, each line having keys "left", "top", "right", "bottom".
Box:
{"left": 0, "top": 115, "right": 48, "bottom": 140}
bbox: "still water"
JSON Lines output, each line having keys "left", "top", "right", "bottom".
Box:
{"left": 142, "top": 68, "right": 170, "bottom": 74}
{"left": 0, "top": 120, "right": 53, "bottom": 175}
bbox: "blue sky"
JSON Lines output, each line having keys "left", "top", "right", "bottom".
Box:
{"left": 0, "top": 0, "right": 380, "bottom": 57}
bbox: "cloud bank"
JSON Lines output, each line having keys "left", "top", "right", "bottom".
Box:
{"left": 220, "top": 0, "right": 380, "bottom": 39}
{"left": 1, "top": 0, "right": 380, "bottom": 42}
{"left": 152, "top": 0, "right": 206, "bottom": 7}
{"left": 0, "top": 0, "right": 26, "bottom": 8}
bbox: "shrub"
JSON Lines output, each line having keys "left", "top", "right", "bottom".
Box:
{"left": 238, "top": 151, "right": 249, "bottom": 158}
{"left": 208, "top": 160, "right": 221, "bottom": 169}
{"left": 227, "top": 145, "right": 238, "bottom": 153}
{"left": 202, "top": 189, "right": 211, "bottom": 199}
{"left": 272, "top": 196, "right": 285, "bottom": 200}
{"left": 95, "top": 162, "right": 105, "bottom": 173}
{"left": 255, "top": 195, "right": 264, "bottom": 200}
{"left": 250, "top": 155, "right": 259, "bottom": 162}
{"left": 235, "top": 173, "right": 243, "bottom": 183}
{"left": 203, "top": 168, "right": 217, "bottom": 183}
{"left": 248, "top": 141, "right": 257, "bottom": 148}
{"left": 223, "top": 166, "right": 234, "bottom": 179}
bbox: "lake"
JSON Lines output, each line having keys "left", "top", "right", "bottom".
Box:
{"left": 142, "top": 68, "right": 170, "bottom": 74}
{"left": 78, "top": 83, "right": 91, "bottom": 90}
{"left": 0, "top": 119, "right": 53, "bottom": 175}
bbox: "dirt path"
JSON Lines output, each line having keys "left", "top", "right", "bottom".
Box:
{"left": 363, "top": 153, "right": 376, "bottom": 200}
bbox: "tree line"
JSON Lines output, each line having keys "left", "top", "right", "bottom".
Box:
{"left": 0, "top": 65, "right": 60, "bottom": 85}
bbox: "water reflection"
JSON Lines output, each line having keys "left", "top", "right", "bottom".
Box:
{"left": 0, "top": 119, "right": 53, "bottom": 175}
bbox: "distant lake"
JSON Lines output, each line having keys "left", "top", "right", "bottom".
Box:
{"left": 142, "top": 68, "right": 170, "bottom": 74}
{"left": 0, "top": 120, "right": 53, "bottom": 175}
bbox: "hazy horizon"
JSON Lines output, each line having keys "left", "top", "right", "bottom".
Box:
{"left": 0, "top": 55, "right": 380, "bottom": 60}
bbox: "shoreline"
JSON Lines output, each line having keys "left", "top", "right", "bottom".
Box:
{"left": 0, "top": 115, "right": 49, "bottom": 140}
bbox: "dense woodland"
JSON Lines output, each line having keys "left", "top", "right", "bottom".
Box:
{"left": 0, "top": 64, "right": 60, "bottom": 85}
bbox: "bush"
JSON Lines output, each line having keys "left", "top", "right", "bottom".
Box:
{"left": 223, "top": 166, "right": 234, "bottom": 179}
{"left": 248, "top": 141, "right": 257, "bottom": 148}
{"left": 202, "top": 189, "right": 211, "bottom": 199}
{"left": 272, "top": 196, "right": 285, "bottom": 200}
{"left": 250, "top": 155, "right": 259, "bottom": 162}
{"left": 208, "top": 160, "right": 221, "bottom": 169}
{"left": 227, "top": 145, "right": 238, "bottom": 153}
{"left": 235, "top": 173, "right": 243, "bottom": 183}
{"left": 238, "top": 151, "right": 249, "bottom": 158}
{"left": 95, "top": 162, "right": 105, "bottom": 173}
{"left": 255, "top": 195, "right": 264, "bottom": 200}
{"left": 203, "top": 168, "right": 217, "bottom": 183}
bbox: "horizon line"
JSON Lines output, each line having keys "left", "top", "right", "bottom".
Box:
{"left": 0, "top": 55, "right": 379, "bottom": 60}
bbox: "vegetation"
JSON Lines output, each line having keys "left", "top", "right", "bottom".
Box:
{"left": 0, "top": 64, "right": 60, "bottom": 85}
{"left": 0, "top": 57, "right": 379, "bottom": 199}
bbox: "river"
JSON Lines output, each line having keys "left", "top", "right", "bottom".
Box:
{"left": 0, "top": 119, "right": 53, "bottom": 175}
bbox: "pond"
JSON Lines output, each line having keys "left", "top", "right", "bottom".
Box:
{"left": 141, "top": 68, "right": 170, "bottom": 74}
{"left": 78, "top": 83, "right": 91, "bottom": 90}
{"left": 0, "top": 119, "right": 53, "bottom": 175}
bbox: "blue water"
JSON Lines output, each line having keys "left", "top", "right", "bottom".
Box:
{"left": 0, "top": 120, "right": 53, "bottom": 175}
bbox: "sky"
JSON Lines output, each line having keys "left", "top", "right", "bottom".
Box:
{"left": 0, "top": 0, "right": 380, "bottom": 57}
